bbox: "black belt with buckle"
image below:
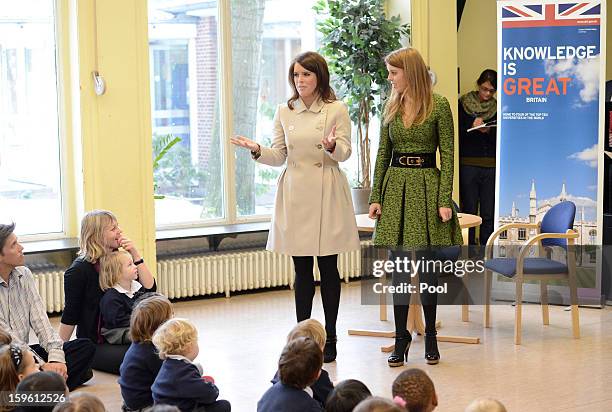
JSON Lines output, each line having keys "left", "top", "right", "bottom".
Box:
{"left": 391, "top": 152, "right": 435, "bottom": 168}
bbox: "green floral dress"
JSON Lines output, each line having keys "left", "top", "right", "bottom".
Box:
{"left": 369, "top": 94, "right": 463, "bottom": 247}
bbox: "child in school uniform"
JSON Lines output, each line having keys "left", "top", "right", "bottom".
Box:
{"left": 325, "top": 379, "right": 372, "bottom": 412}
{"left": 98, "top": 251, "right": 156, "bottom": 344}
{"left": 119, "top": 294, "right": 173, "bottom": 411}
{"left": 151, "top": 318, "right": 230, "bottom": 412}
{"left": 270, "top": 319, "right": 333, "bottom": 407}
{"left": 0, "top": 343, "right": 41, "bottom": 411}
{"left": 391, "top": 368, "right": 438, "bottom": 412}
{"left": 257, "top": 337, "right": 323, "bottom": 412}
{"left": 353, "top": 397, "right": 407, "bottom": 412}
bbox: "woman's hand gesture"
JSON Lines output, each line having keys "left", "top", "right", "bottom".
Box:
{"left": 438, "top": 207, "right": 452, "bottom": 223}
{"left": 230, "top": 135, "right": 260, "bottom": 152}
{"left": 322, "top": 125, "right": 337, "bottom": 152}
{"left": 369, "top": 203, "right": 382, "bottom": 220}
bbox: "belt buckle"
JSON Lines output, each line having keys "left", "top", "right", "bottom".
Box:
{"left": 407, "top": 156, "right": 422, "bottom": 167}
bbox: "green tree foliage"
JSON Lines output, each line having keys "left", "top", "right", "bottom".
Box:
{"left": 314, "top": 0, "right": 409, "bottom": 188}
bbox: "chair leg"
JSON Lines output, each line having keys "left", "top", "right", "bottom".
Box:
{"left": 568, "top": 273, "right": 580, "bottom": 339}
{"left": 484, "top": 269, "right": 492, "bottom": 328}
{"left": 514, "top": 280, "right": 523, "bottom": 345}
{"left": 540, "top": 281, "right": 549, "bottom": 325}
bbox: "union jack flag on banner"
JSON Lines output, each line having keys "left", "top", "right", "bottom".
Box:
{"left": 501, "top": 2, "right": 601, "bottom": 28}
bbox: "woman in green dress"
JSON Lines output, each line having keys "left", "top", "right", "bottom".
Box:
{"left": 368, "top": 47, "right": 463, "bottom": 367}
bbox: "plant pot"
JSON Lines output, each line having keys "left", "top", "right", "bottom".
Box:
{"left": 351, "top": 187, "right": 372, "bottom": 214}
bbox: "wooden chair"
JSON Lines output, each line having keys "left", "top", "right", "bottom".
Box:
{"left": 483, "top": 201, "right": 580, "bottom": 344}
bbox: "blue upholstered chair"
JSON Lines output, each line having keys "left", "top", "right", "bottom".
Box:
{"left": 483, "top": 201, "right": 580, "bottom": 344}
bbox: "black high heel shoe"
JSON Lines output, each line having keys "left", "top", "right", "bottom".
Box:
{"left": 324, "top": 335, "right": 337, "bottom": 363}
{"left": 425, "top": 334, "right": 440, "bottom": 365}
{"left": 387, "top": 335, "right": 412, "bottom": 367}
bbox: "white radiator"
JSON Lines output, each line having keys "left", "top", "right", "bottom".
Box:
{"left": 157, "top": 241, "right": 371, "bottom": 299}
{"left": 33, "top": 241, "right": 372, "bottom": 313}
{"left": 33, "top": 269, "right": 65, "bottom": 314}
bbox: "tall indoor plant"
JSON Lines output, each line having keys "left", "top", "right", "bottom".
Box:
{"left": 314, "top": 0, "right": 409, "bottom": 212}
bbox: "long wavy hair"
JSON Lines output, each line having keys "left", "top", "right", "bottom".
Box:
{"left": 287, "top": 51, "right": 336, "bottom": 110}
{"left": 383, "top": 47, "right": 433, "bottom": 128}
{"left": 78, "top": 210, "right": 117, "bottom": 262}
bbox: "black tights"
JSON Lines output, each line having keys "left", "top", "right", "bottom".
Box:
{"left": 292, "top": 255, "right": 341, "bottom": 338}
{"left": 391, "top": 251, "right": 438, "bottom": 338}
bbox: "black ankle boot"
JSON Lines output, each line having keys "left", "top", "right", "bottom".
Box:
{"left": 324, "top": 335, "right": 337, "bottom": 363}
{"left": 425, "top": 334, "right": 440, "bottom": 365}
{"left": 387, "top": 335, "right": 412, "bottom": 367}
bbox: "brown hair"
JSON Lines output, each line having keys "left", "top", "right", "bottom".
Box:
{"left": 130, "top": 294, "right": 173, "bottom": 342}
{"left": 0, "top": 223, "right": 16, "bottom": 254}
{"left": 278, "top": 337, "right": 322, "bottom": 389}
{"left": 287, "top": 51, "right": 336, "bottom": 110}
{"left": 0, "top": 328, "right": 12, "bottom": 345}
{"left": 78, "top": 210, "right": 117, "bottom": 262}
{"left": 353, "top": 397, "right": 407, "bottom": 412}
{"left": 52, "top": 392, "right": 106, "bottom": 412}
{"left": 152, "top": 318, "right": 198, "bottom": 359}
{"left": 383, "top": 47, "right": 433, "bottom": 127}
{"left": 477, "top": 69, "right": 497, "bottom": 90}
{"left": 0, "top": 344, "right": 29, "bottom": 406}
{"left": 98, "top": 250, "right": 131, "bottom": 291}
{"left": 391, "top": 368, "right": 436, "bottom": 412}
{"left": 286, "top": 319, "right": 326, "bottom": 350}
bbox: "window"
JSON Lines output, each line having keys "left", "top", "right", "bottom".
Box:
{"left": 499, "top": 230, "right": 507, "bottom": 239}
{"left": 518, "top": 228, "right": 527, "bottom": 241}
{"left": 0, "top": 1, "right": 64, "bottom": 236}
{"left": 499, "top": 246, "right": 506, "bottom": 257}
{"left": 232, "top": 0, "right": 318, "bottom": 217}
{"left": 149, "top": 0, "right": 321, "bottom": 227}
{"left": 149, "top": 1, "right": 224, "bottom": 227}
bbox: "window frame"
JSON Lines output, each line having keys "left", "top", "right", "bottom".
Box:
{"left": 2, "top": 0, "right": 75, "bottom": 242}
{"left": 151, "top": 0, "right": 322, "bottom": 231}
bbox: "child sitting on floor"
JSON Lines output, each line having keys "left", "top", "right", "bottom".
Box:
{"left": 465, "top": 398, "right": 507, "bottom": 412}
{"left": 353, "top": 396, "right": 407, "bottom": 412}
{"left": 15, "top": 371, "right": 68, "bottom": 412}
{"left": 151, "top": 318, "right": 230, "bottom": 412}
{"left": 325, "top": 379, "right": 372, "bottom": 412}
{"left": 52, "top": 393, "right": 106, "bottom": 412}
{"left": 258, "top": 337, "right": 323, "bottom": 412}
{"left": 0, "top": 343, "right": 41, "bottom": 409}
{"left": 270, "top": 319, "right": 333, "bottom": 407}
{"left": 391, "top": 368, "right": 438, "bottom": 412}
{"left": 98, "top": 251, "right": 155, "bottom": 344}
{"left": 119, "top": 294, "right": 173, "bottom": 411}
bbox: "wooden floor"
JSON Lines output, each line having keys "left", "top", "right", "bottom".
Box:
{"left": 51, "top": 281, "right": 612, "bottom": 412}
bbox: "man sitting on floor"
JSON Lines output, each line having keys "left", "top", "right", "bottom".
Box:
{"left": 0, "top": 223, "right": 95, "bottom": 390}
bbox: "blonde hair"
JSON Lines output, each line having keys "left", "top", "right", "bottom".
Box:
{"left": 465, "top": 398, "right": 507, "bottom": 412}
{"left": 287, "top": 319, "right": 326, "bottom": 349}
{"left": 98, "top": 250, "right": 131, "bottom": 291}
{"left": 383, "top": 47, "right": 433, "bottom": 128}
{"left": 130, "top": 294, "right": 173, "bottom": 342}
{"left": 52, "top": 392, "right": 106, "bottom": 412}
{"left": 152, "top": 318, "right": 197, "bottom": 359}
{"left": 78, "top": 210, "right": 117, "bottom": 262}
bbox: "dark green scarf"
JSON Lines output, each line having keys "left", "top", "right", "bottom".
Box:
{"left": 460, "top": 91, "right": 497, "bottom": 122}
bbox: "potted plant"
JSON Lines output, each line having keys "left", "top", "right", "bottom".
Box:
{"left": 314, "top": 0, "right": 409, "bottom": 213}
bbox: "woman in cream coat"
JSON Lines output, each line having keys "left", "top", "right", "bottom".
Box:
{"left": 231, "top": 51, "right": 359, "bottom": 363}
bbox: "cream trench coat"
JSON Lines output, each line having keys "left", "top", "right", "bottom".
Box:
{"left": 257, "top": 98, "right": 360, "bottom": 256}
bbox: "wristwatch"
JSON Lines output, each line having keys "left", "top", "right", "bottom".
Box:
{"left": 251, "top": 145, "right": 262, "bottom": 160}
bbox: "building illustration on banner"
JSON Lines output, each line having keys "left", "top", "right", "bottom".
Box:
{"left": 497, "top": 179, "right": 597, "bottom": 267}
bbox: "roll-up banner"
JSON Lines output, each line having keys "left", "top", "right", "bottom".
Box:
{"left": 496, "top": 0, "right": 605, "bottom": 305}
